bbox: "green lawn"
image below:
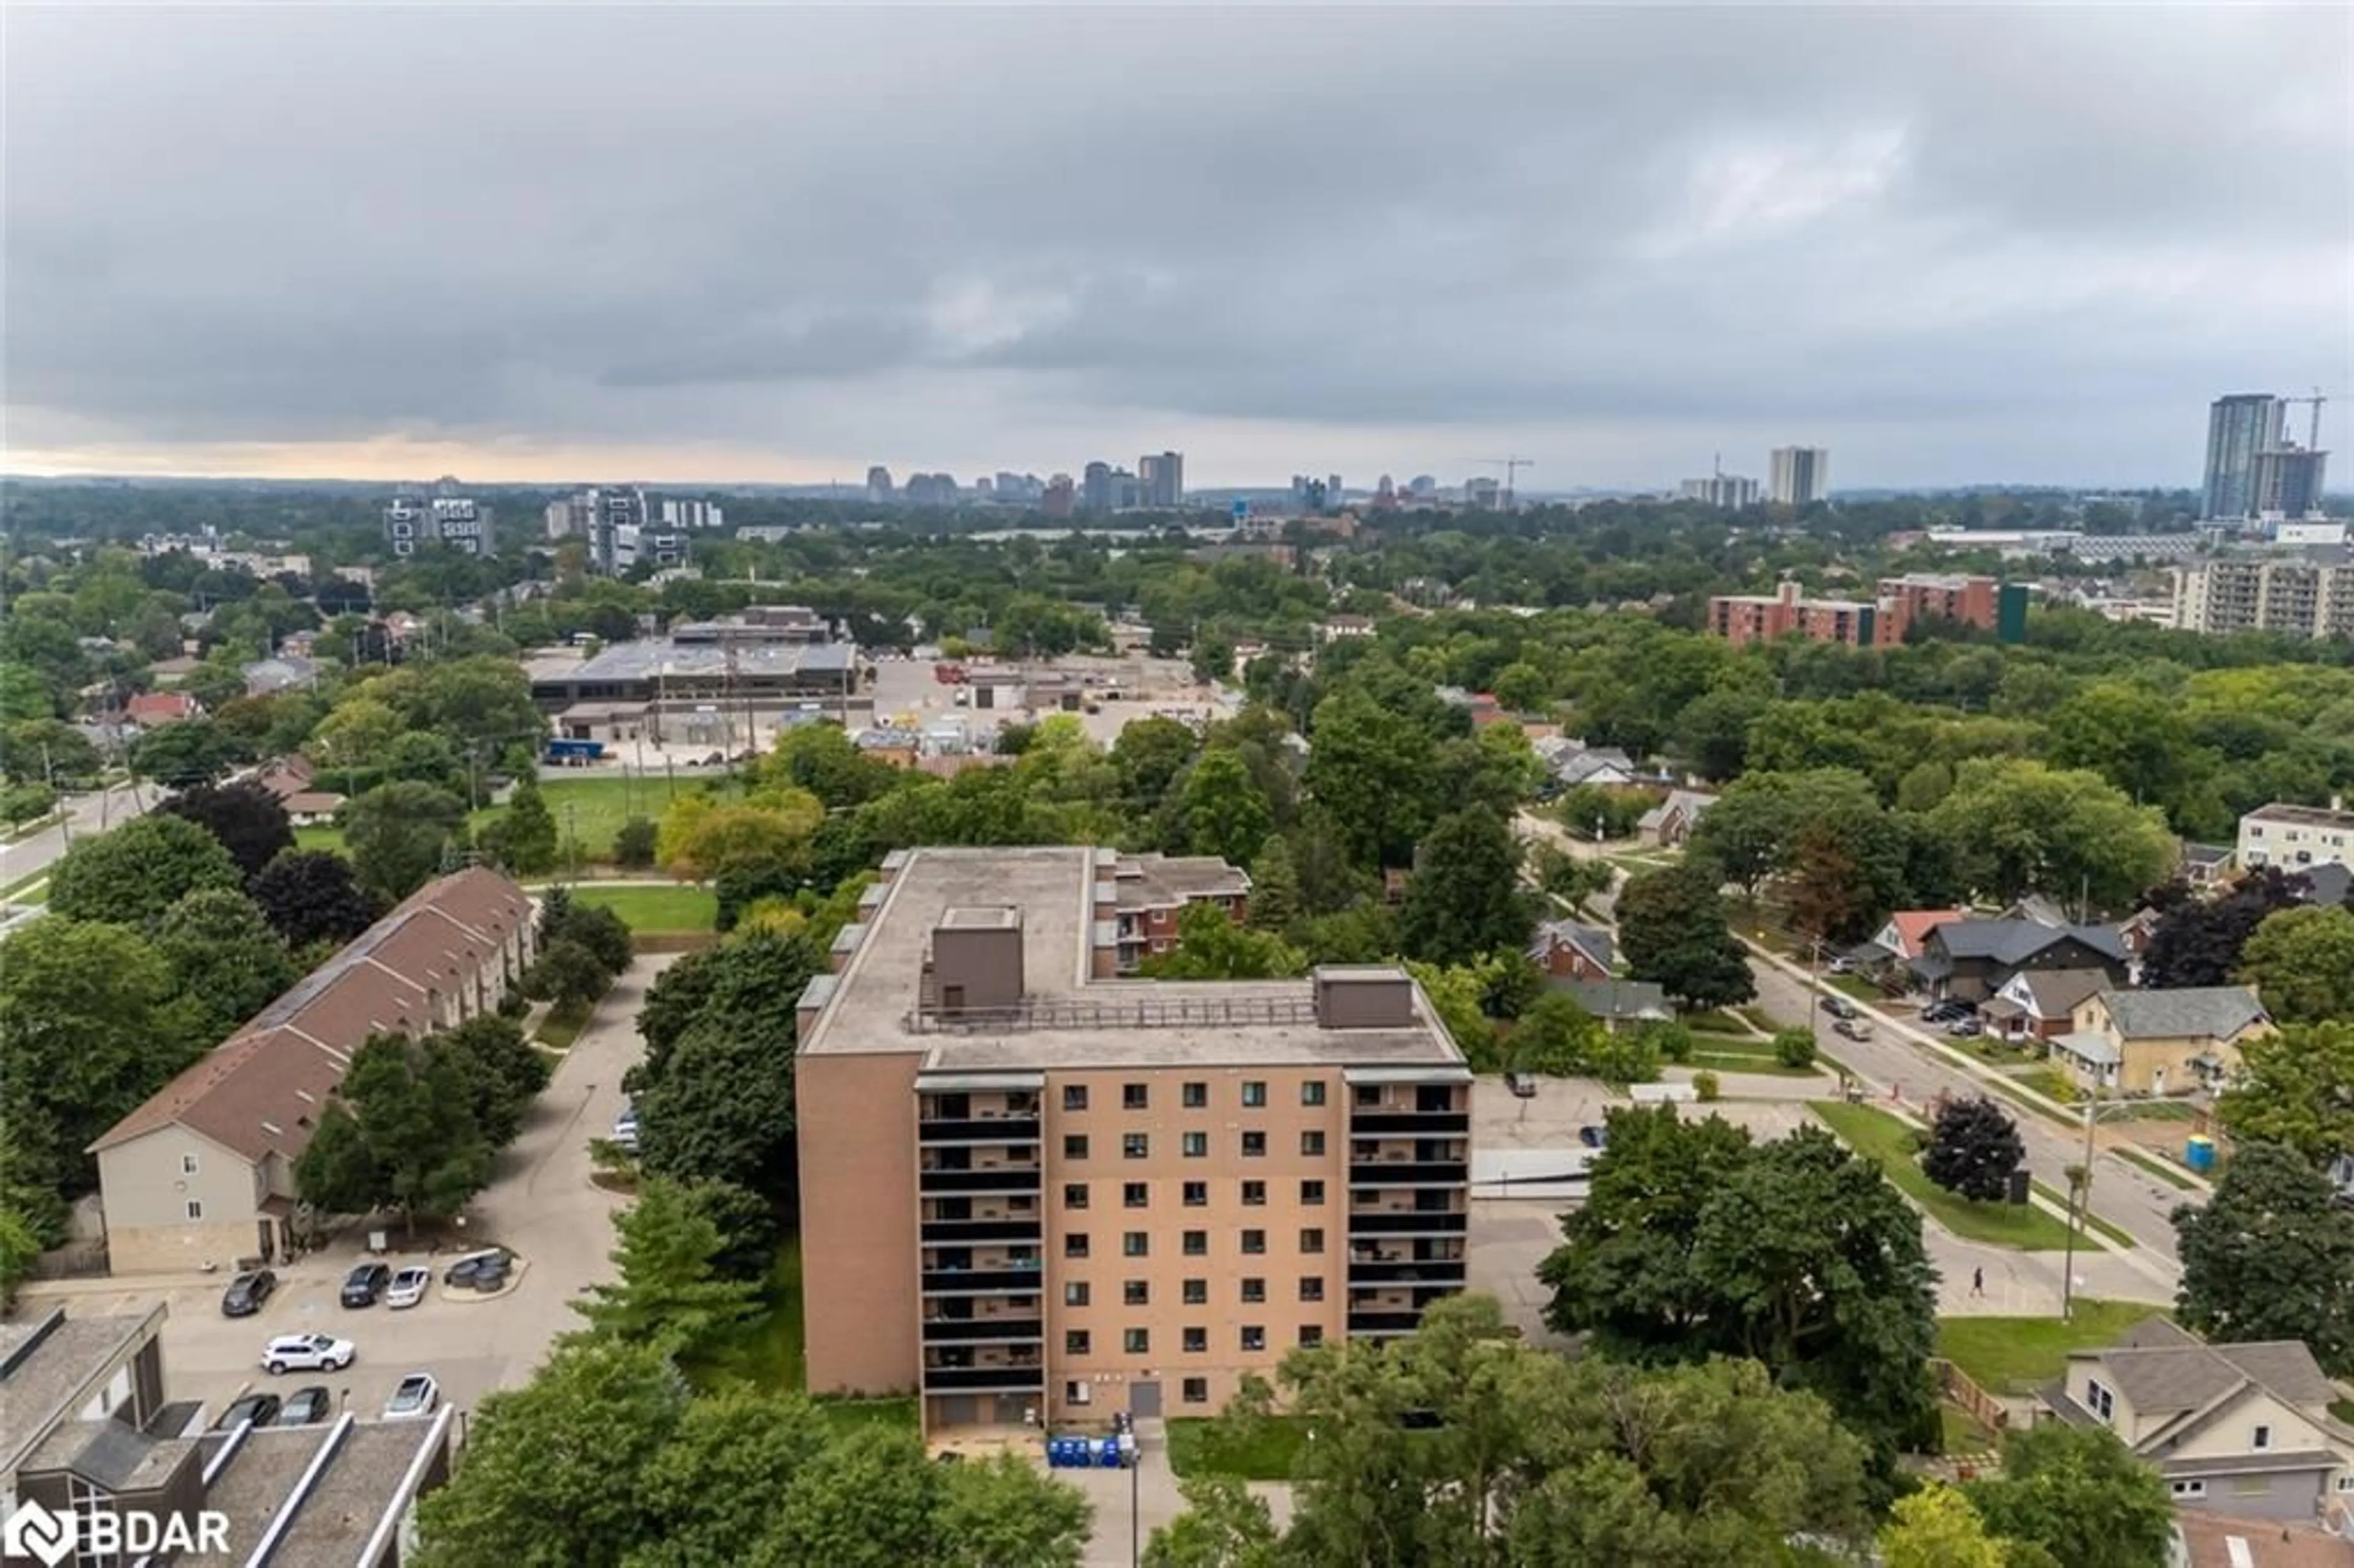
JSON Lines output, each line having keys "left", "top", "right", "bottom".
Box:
{"left": 1167, "top": 1415, "right": 1311, "bottom": 1480}
{"left": 568, "top": 883, "right": 718, "bottom": 934}
{"left": 290, "top": 771, "right": 697, "bottom": 864}
{"left": 535, "top": 998, "right": 595, "bottom": 1049}
{"left": 1828, "top": 975, "right": 1883, "bottom": 1003}
{"left": 2016, "top": 1068, "right": 2080, "bottom": 1105}
{"left": 2331, "top": 1397, "right": 2354, "bottom": 1427}
{"left": 1736, "top": 1004, "right": 1796, "bottom": 1033}
{"left": 1810, "top": 1101, "right": 2092, "bottom": 1251}
{"left": 691, "top": 1238, "right": 807, "bottom": 1393}
{"left": 1690, "top": 1036, "right": 1822, "bottom": 1078}
{"left": 294, "top": 823, "right": 345, "bottom": 854}
{"left": 1937, "top": 1300, "right": 2166, "bottom": 1396}
{"left": 1682, "top": 1010, "right": 1753, "bottom": 1035}
{"left": 2116, "top": 1145, "right": 2203, "bottom": 1192}
{"left": 1939, "top": 1402, "right": 1998, "bottom": 1456}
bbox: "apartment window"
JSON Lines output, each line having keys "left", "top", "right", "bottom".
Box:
{"left": 2169, "top": 1480, "right": 2206, "bottom": 1499}
{"left": 1241, "top": 1277, "right": 1266, "bottom": 1304}
{"left": 1183, "top": 1326, "right": 1208, "bottom": 1353}
{"left": 1064, "top": 1184, "right": 1089, "bottom": 1210}
{"left": 1124, "top": 1280, "right": 1150, "bottom": 1306}
{"left": 1122, "top": 1231, "right": 1149, "bottom": 1258}
{"left": 1065, "top": 1282, "right": 1090, "bottom": 1307}
{"left": 1124, "top": 1133, "right": 1149, "bottom": 1159}
{"left": 1183, "top": 1279, "right": 1208, "bottom": 1305}
{"left": 1124, "top": 1182, "right": 1149, "bottom": 1209}
{"left": 1242, "top": 1180, "right": 1267, "bottom": 1207}
{"left": 1066, "top": 1379, "right": 1092, "bottom": 1406}
{"left": 1241, "top": 1326, "right": 1267, "bottom": 1352}
{"left": 1300, "top": 1179, "right": 1325, "bottom": 1206}
{"left": 1299, "top": 1227, "right": 1324, "bottom": 1254}
{"left": 1300, "top": 1130, "right": 1326, "bottom": 1157}
{"left": 1064, "top": 1134, "right": 1090, "bottom": 1160}
{"left": 1065, "top": 1234, "right": 1090, "bottom": 1259}
{"left": 181, "top": 1153, "right": 200, "bottom": 1175}
{"left": 185, "top": 1200, "right": 204, "bottom": 1220}
{"left": 1183, "top": 1230, "right": 1208, "bottom": 1257}
{"left": 1300, "top": 1276, "right": 1324, "bottom": 1302}
{"left": 1064, "top": 1086, "right": 1089, "bottom": 1112}
{"left": 1300, "top": 1325, "right": 1324, "bottom": 1347}
{"left": 1124, "top": 1328, "right": 1150, "bottom": 1355}
{"left": 2252, "top": 1424, "right": 2273, "bottom": 1451}
{"left": 1301, "top": 1081, "right": 1327, "bottom": 1107}
{"left": 1182, "top": 1081, "right": 1208, "bottom": 1108}
{"left": 1182, "top": 1377, "right": 1209, "bottom": 1405}
{"left": 1241, "top": 1131, "right": 1267, "bottom": 1158}
{"left": 1241, "top": 1081, "right": 1268, "bottom": 1108}
{"left": 1183, "top": 1132, "right": 1209, "bottom": 1159}
{"left": 1065, "top": 1330, "right": 1091, "bottom": 1355}
{"left": 2086, "top": 1380, "right": 2114, "bottom": 1421}
{"left": 1242, "top": 1229, "right": 1267, "bottom": 1255}
{"left": 1354, "top": 1085, "right": 1382, "bottom": 1108}
{"left": 1123, "top": 1083, "right": 1149, "bottom": 1110}
{"left": 1183, "top": 1181, "right": 1208, "bottom": 1206}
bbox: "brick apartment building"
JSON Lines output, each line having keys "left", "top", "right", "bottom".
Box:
{"left": 793, "top": 846, "right": 1470, "bottom": 1435}
{"left": 1111, "top": 852, "right": 1252, "bottom": 973}
{"left": 1707, "top": 574, "right": 2027, "bottom": 649}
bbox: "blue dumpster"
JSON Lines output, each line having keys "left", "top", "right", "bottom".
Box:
{"left": 2184, "top": 1135, "right": 2217, "bottom": 1174}
{"left": 1097, "top": 1437, "right": 1124, "bottom": 1468}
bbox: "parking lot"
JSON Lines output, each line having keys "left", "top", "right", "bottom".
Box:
{"left": 21, "top": 956, "right": 669, "bottom": 1433}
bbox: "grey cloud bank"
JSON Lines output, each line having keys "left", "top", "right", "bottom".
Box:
{"left": 4, "top": 5, "right": 2348, "bottom": 488}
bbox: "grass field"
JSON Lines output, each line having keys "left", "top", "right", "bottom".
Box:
{"left": 1167, "top": 1415, "right": 1311, "bottom": 1480}
{"left": 1689, "top": 1034, "right": 1821, "bottom": 1078}
{"left": 291, "top": 771, "right": 703, "bottom": 863}
{"left": 1937, "top": 1300, "right": 2165, "bottom": 1395}
{"left": 569, "top": 883, "right": 718, "bottom": 933}
{"left": 693, "top": 1239, "right": 807, "bottom": 1392}
{"left": 1810, "top": 1100, "right": 2091, "bottom": 1251}
{"left": 1939, "top": 1403, "right": 1998, "bottom": 1456}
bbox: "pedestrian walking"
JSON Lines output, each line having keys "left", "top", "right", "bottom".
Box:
{"left": 1971, "top": 1266, "right": 1984, "bottom": 1297}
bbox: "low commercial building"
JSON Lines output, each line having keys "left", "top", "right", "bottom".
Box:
{"left": 524, "top": 639, "right": 858, "bottom": 745}
{"left": 89, "top": 869, "right": 534, "bottom": 1275}
{"left": 794, "top": 847, "right": 1469, "bottom": 1436}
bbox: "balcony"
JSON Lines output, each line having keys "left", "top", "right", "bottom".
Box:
{"left": 1349, "top": 1110, "right": 1471, "bottom": 1136}
{"left": 921, "top": 1316, "right": 1045, "bottom": 1344}
{"left": 1347, "top": 1210, "right": 1469, "bottom": 1236}
{"left": 1346, "top": 1312, "right": 1424, "bottom": 1336}
{"left": 919, "top": 1267, "right": 1045, "bottom": 1295}
{"left": 1347, "top": 1255, "right": 1469, "bottom": 1286}
{"left": 923, "top": 1363, "right": 1046, "bottom": 1393}
{"left": 918, "top": 1116, "right": 1043, "bottom": 1145}
{"left": 1346, "top": 1162, "right": 1468, "bottom": 1188}
{"left": 920, "top": 1217, "right": 1042, "bottom": 1244}
{"left": 919, "top": 1165, "right": 1043, "bottom": 1196}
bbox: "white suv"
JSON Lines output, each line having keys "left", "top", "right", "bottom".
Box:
{"left": 261, "top": 1333, "right": 356, "bottom": 1375}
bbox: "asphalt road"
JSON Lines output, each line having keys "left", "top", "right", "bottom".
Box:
{"left": 1752, "top": 956, "right": 2193, "bottom": 1273}
{"left": 1, "top": 780, "right": 153, "bottom": 888}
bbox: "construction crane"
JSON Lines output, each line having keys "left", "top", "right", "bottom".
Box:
{"left": 2284, "top": 387, "right": 2334, "bottom": 450}
{"left": 1475, "top": 457, "right": 1535, "bottom": 511}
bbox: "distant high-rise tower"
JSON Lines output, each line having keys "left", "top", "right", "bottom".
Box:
{"left": 866, "top": 466, "right": 896, "bottom": 505}
{"left": 1769, "top": 447, "right": 1830, "bottom": 507}
{"left": 2204, "top": 395, "right": 2287, "bottom": 520}
{"left": 1138, "top": 451, "right": 1184, "bottom": 508}
{"left": 2250, "top": 445, "right": 2329, "bottom": 520}
{"left": 1041, "top": 474, "right": 1076, "bottom": 518}
{"left": 1081, "top": 461, "right": 1113, "bottom": 514}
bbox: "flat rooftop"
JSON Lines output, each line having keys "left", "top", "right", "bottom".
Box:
{"left": 801, "top": 846, "right": 1460, "bottom": 1073}
{"left": 2245, "top": 802, "right": 2354, "bottom": 829}
{"left": 529, "top": 638, "right": 855, "bottom": 685}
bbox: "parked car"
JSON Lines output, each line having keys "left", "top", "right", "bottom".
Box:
{"left": 1947, "top": 1018, "right": 1983, "bottom": 1038}
{"left": 1503, "top": 1072, "right": 1537, "bottom": 1100}
{"left": 1821, "top": 996, "right": 1859, "bottom": 1021}
{"left": 1827, "top": 956, "right": 1857, "bottom": 975}
{"left": 216, "top": 1393, "right": 283, "bottom": 1429}
{"left": 262, "top": 1333, "right": 356, "bottom": 1375}
{"left": 611, "top": 1101, "right": 640, "bottom": 1153}
{"left": 386, "top": 1266, "right": 431, "bottom": 1309}
{"left": 340, "top": 1262, "right": 392, "bottom": 1308}
{"left": 1833, "top": 1018, "right": 1873, "bottom": 1041}
{"left": 275, "top": 1386, "right": 334, "bottom": 1426}
{"left": 1577, "top": 1124, "right": 1607, "bottom": 1150}
{"left": 220, "top": 1269, "right": 277, "bottom": 1318}
{"left": 443, "top": 1249, "right": 512, "bottom": 1288}
{"left": 383, "top": 1374, "right": 441, "bottom": 1420}
{"left": 1922, "top": 999, "right": 1978, "bottom": 1024}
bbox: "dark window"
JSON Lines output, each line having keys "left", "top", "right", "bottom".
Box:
{"left": 1183, "top": 1181, "right": 1208, "bottom": 1206}
{"left": 1301, "top": 1131, "right": 1326, "bottom": 1157}
{"left": 1063, "top": 1134, "right": 1089, "bottom": 1160}
{"left": 1241, "top": 1081, "right": 1268, "bottom": 1108}
{"left": 1300, "top": 1179, "right": 1325, "bottom": 1205}
{"left": 1183, "top": 1230, "right": 1208, "bottom": 1256}
{"left": 1065, "top": 1234, "right": 1089, "bottom": 1258}
{"left": 1299, "top": 1276, "right": 1324, "bottom": 1302}
{"left": 1241, "top": 1131, "right": 1267, "bottom": 1157}
{"left": 1183, "top": 1377, "right": 1209, "bottom": 1404}
{"left": 1123, "top": 1084, "right": 1149, "bottom": 1109}
{"left": 1065, "top": 1329, "right": 1091, "bottom": 1354}
{"left": 1242, "top": 1180, "right": 1267, "bottom": 1207}
{"left": 1183, "top": 1279, "right": 1208, "bottom": 1305}
{"left": 1183, "top": 1132, "right": 1208, "bottom": 1158}
{"left": 1242, "top": 1229, "right": 1267, "bottom": 1255}
{"left": 1123, "top": 1231, "right": 1149, "bottom": 1257}
{"left": 1124, "top": 1182, "right": 1149, "bottom": 1208}
{"left": 1300, "top": 1228, "right": 1324, "bottom": 1254}
{"left": 1124, "top": 1328, "right": 1149, "bottom": 1354}
{"left": 1354, "top": 1086, "right": 1382, "bottom": 1108}
{"left": 1302, "top": 1081, "right": 1327, "bottom": 1107}
{"left": 1241, "top": 1326, "right": 1267, "bottom": 1352}
{"left": 1241, "top": 1277, "right": 1266, "bottom": 1304}
{"left": 1299, "top": 1325, "right": 1324, "bottom": 1347}
{"left": 1183, "top": 1326, "right": 1208, "bottom": 1353}
{"left": 1065, "top": 1282, "right": 1089, "bottom": 1307}
{"left": 1064, "top": 1086, "right": 1089, "bottom": 1112}
{"left": 1124, "top": 1279, "right": 1149, "bottom": 1306}
{"left": 1064, "top": 1184, "right": 1089, "bottom": 1210}
{"left": 1182, "top": 1081, "right": 1208, "bottom": 1108}
{"left": 1124, "top": 1133, "right": 1149, "bottom": 1159}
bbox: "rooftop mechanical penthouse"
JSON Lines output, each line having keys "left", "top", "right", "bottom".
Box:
{"left": 794, "top": 846, "right": 1471, "bottom": 1435}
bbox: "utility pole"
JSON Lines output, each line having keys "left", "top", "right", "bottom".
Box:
{"left": 2061, "top": 1077, "right": 2101, "bottom": 1321}
{"left": 565, "top": 802, "right": 581, "bottom": 886}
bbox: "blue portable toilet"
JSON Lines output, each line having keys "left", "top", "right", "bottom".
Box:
{"left": 2185, "top": 1135, "right": 2217, "bottom": 1174}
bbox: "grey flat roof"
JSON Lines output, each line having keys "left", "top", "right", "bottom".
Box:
{"left": 178, "top": 1415, "right": 451, "bottom": 1567}
{"left": 541, "top": 638, "right": 855, "bottom": 684}
{"left": 0, "top": 1308, "right": 164, "bottom": 1476}
{"left": 801, "top": 846, "right": 1460, "bottom": 1072}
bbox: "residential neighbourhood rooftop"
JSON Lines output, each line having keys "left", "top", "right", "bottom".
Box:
{"left": 2097, "top": 986, "right": 2269, "bottom": 1041}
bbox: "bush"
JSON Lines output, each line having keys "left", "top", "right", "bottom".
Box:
{"left": 614, "top": 816, "right": 658, "bottom": 869}
{"left": 1, "top": 782, "right": 57, "bottom": 826}
{"left": 1693, "top": 1070, "right": 1721, "bottom": 1102}
{"left": 1772, "top": 1029, "right": 1818, "bottom": 1070}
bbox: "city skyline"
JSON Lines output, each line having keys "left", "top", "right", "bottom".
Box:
{"left": 5, "top": 8, "right": 2348, "bottom": 489}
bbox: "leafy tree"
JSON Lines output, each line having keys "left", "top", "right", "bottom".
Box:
{"left": 2214, "top": 1021, "right": 2354, "bottom": 1172}
{"left": 156, "top": 778, "right": 295, "bottom": 877}
{"left": 1922, "top": 1095, "right": 2025, "bottom": 1203}
{"left": 613, "top": 815, "right": 658, "bottom": 869}
{"left": 657, "top": 792, "right": 823, "bottom": 882}
{"left": 634, "top": 931, "right": 823, "bottom": 1197}
{"left": 1925, "top": 759, "right": 2175, "bottom": 915}
{"left": 2173, "top": 1141, "right": 2354, "bottom": 1375}
{"left": 440, "top": 1014, "right": 551, "bottom": 1146}
{"left": 295, "top": 1032, "right": 492, "bottom": 1233}
{"left": 1964, "top": 1425, "right": 2173, "bottom": 1568}
{"left": 47, "top": 813, "right": 242, "bottom": 925}
{"left": 1878, "top": 1484, "right": 2008, "bottom": 1568}
{"left": 1401, "top": 959, "right": 1499, "bottom": 1066}
{"left": 2139, "top": 867, "right": 2309, "bottom": 989}
{"left": 0, "top": 1203, "right": 39, "bottom": 1311}
{"left": 1141, "top": 900, "right": 1306, "bottom": 980}
{"left": 481, "top": 772, "right": 559, "bottom": 875}
{"left": 1242, "top": 836, "right": 1300, "bottom": 932}
{"left": 1175, "top": 748, "right": 1273, "bottom": 868}
{"left": 541, "top": 888, "right": 635, "bottom": 976}
{"left": 153, "top": 888, "right": 300, "bottom": 1037}
{"left": 308, "top": 695, "right": 405, "bottom": 775}
{"left": 2, "top": 717, "right": 99, "bottom": 784}
{"left": 1531, "top": 842, "right": 1612, "bottom": 905}
{"left": 1111, "top": 715, "right": 1200, "bottom": 815}
{"left": 1772, "top": 1026, "right": 1818, "bottom": 1069}
{"left": 1540, "top": 1107, "right": 1938, "bottom": 1465}
{"left": 1615, "top": 864, "right": 1757, "bottom": 1010}
{"left": 248, "top": 848, "right": 382, "bottom": 947}
{"left": 340, "top": 781, "right": 469, "bottom": 901}
{"left": 1143, "top": 1476, "right": 1280, "bottom": 1568}
{"left": 1510, "top": 991, "right": 1602, "bottom": 1076}
{"left": 1303, "top": 686, "right": 1439, "bottom": 869}
{"left": 1396, "top": 805, "right": 1535, "bottom": 967}
{"left": 528, "top": 938, "right": 612, "bottom": 1011}
{"left": 2234, "top": 903, "right": 2354, "bottom": 1024}
{"left": 128, "top": 717, "right": 240, "bottom": 788}
{"left": 1189, "top": 629, "right": 1235, "bottom": 685}
{"left": 766, "top": 721, "right": 902, "bottom": 810}
{"left": 405, "top": 655, "right": 547, "bottom": 756}
{"left": 573, "top": 1177, "right": 760, "bottom": 1356}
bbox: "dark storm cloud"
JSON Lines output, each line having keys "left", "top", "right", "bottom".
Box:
{"left": 3, "top": 5, "right": 2348, "bottom": 484}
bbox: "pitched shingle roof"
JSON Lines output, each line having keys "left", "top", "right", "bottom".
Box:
{"left": 1926, "top": 919, "right": 2128, "bottom": 965}
{"left": 2100, "top": 986, "right": 2267, "bottom": 1041}
{"left": 2017, "top": 968, "right": 2113, "bottom": 1018}
{"left": 2095, "top": 1317, "right": 2339, "bottom": 1415}
{"left": 1529, "top": 920, "right": 1613, "bottom": 970}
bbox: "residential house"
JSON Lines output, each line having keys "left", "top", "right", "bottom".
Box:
{"left": 2238, "top": 801, "right": 2354, "bottom": 877}
{"left": 2040, "top": 1317, "right": 2354, "bottom": 1521}
{"left": 1110, "top": 852, "right": 1251, "bottom": 973}
{"left": 89, "top": 867, "right": 535, "bottom": 1274}
{"left": 1636, "top": 789, "right": 1716, "bottom": 849}
{"left": 2298, "top": 862, "right": 2353, "bottom": 909}
{"left": 1849, "top": 908, "right": 1967, "bottom": 973}
{"left": 2049, "top": 985, "right": 2270, "bottom": 1098}
{"left": 1548, "top": 977, "right": 1672, "bottom": 1030}
{"left": 1535, "top": 737, "right": 1639, "bottom": 791}
{"left": 2181, "top": 844, "right": 2236, "bottom": 890}
{"left": 1909, "top": 919, "right": 2130, "bottom": 1005}
{"left": 253, "top": 753, "right": 346, "bottom": 826}
{"left": 240, "top": 653, "right": 319, "bottom": 696}
{"left": 1980, "top": 968, "right": 2113, "bottom": 1043}
{"left": 124, "top": 691, "right": 197, "bottom": 728}
{"left": 1528, "top": 920, "right": 1613, "bottom": 981}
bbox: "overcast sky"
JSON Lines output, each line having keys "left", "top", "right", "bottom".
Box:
{"left": 6, "top": 5, "right": 2350, "bottom": 490}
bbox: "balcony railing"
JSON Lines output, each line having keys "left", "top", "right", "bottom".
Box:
{"left": 923, "top": 1363, "right": 1046, "bottom": 1393}
{"left": 919, "top": 1267, "right": 1044, "bottom": 1295}
{"left": 1346, "top": 1312, "right": 1423, "bottom": 1336}
{"left": 1349, "top": 1111, "right": 1471, "bottom": 1136}
{"left": 1347, "top": 1257, "right": 1469, "bottom": 1285}
{"left": 919, "top": 1166, "right": 1044, "bottom": 1195}
{"left": 1347, "top": 1211, "right": 1469, "bottom": 1236}
{"left": 918, "top": 1116, "right": 1043, "bottom": 1145}
{"left": 921, "top": 1317, "right": 1045, "bottom": 1344}
{"left": 1346, "top": 1162, "right": 1469, "bottom": 1187}
{"left": 920, "top": 1217, "right": 1043, "bottom": 1244}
